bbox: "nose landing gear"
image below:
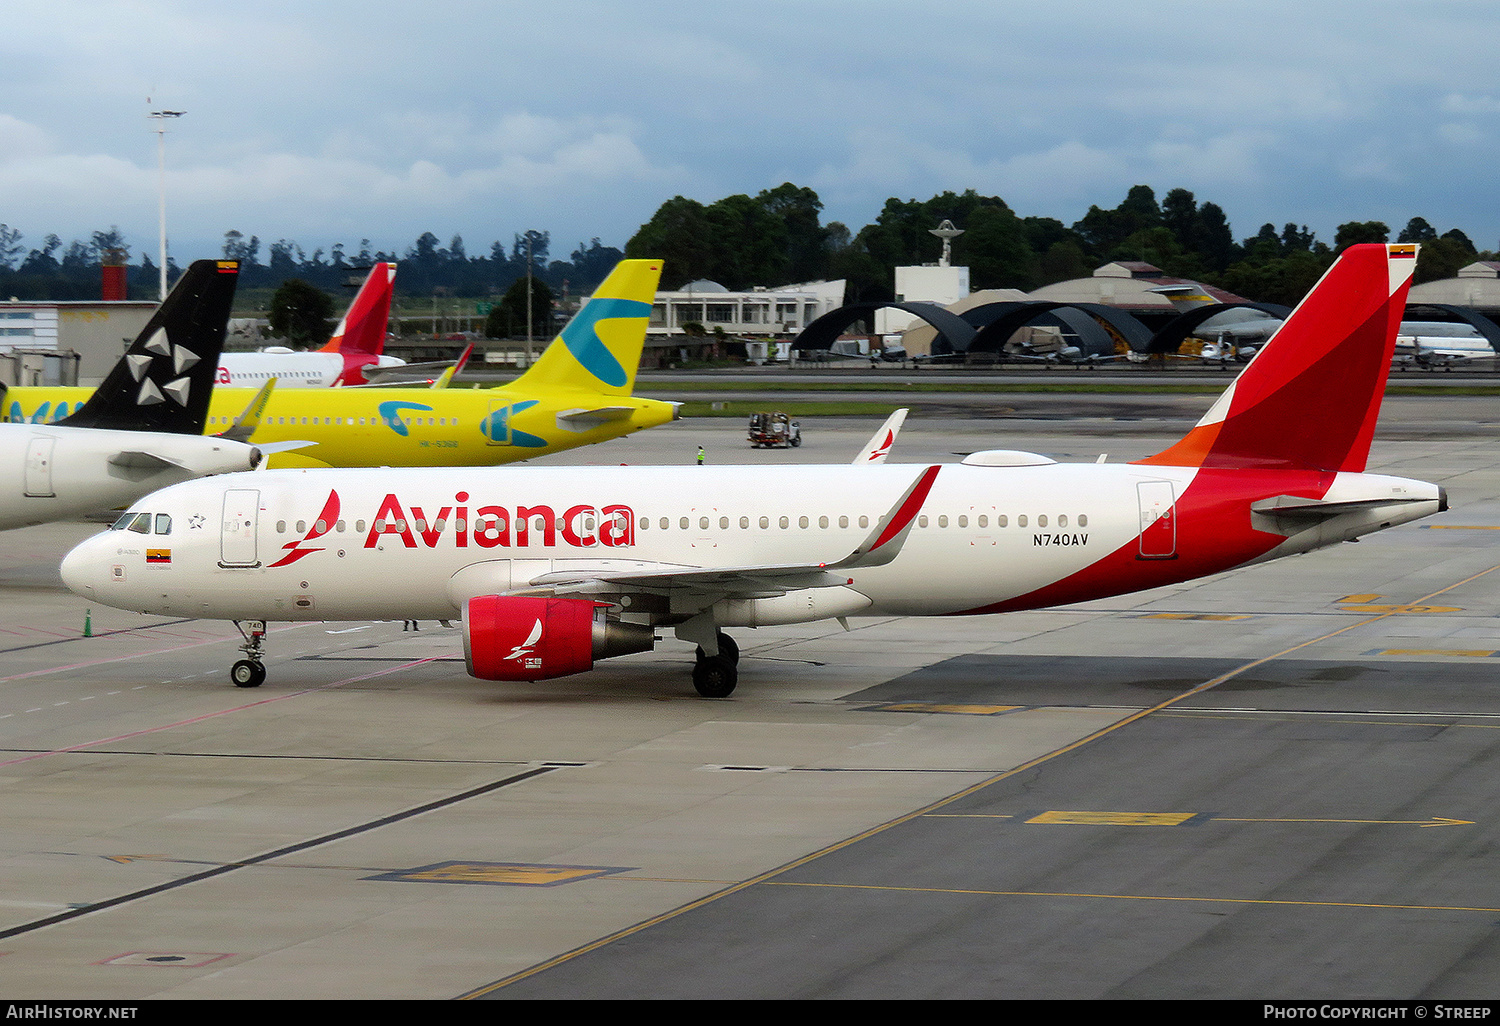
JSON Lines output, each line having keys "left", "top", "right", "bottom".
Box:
{"left": 231, "top": 620, "right": 267, "bottom": 688}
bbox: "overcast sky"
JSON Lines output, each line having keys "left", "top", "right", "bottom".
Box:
{"left": 4, "top": 1, "right": 1499, "bottom": 268}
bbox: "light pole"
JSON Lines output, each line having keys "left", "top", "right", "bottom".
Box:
{"left": 525, "top": 233, "right": 534, "bottom": 366}
{"left": 148, "top": 108, "right": 184, "bottom": 300}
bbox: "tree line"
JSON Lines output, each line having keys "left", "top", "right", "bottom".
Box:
{"left": 626, "top": 183, "right": 1494, "bottom": 308}
{"left": 1, "top": 183, "right": 1492, "bottom": 310}
{"left": 0, "top": 225, "right": 624, "bottom": 305}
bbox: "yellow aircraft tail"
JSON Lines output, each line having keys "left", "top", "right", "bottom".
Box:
{"left": 511, "top": 259, "right": 662, "bottom": 396}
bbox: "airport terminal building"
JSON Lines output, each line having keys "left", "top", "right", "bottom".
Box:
{"left": 0, "top": 299, "right": 156, "bottom": 387}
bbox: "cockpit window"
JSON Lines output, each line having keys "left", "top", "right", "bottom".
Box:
{"left": 127, "top": 513, "right": 151, "bottom": 534}
{"left": 109, "top": 511, "right": 137, "bottom": 531}
{"left": 154, "top": 514, "right": 172, "bottom": 535}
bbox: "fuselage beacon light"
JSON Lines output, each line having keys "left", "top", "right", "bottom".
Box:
{"left": 61, "top": 245, "right": 1446, "bottom": 697}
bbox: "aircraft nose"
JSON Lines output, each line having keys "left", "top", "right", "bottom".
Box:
{"left": 60, "top": 537, "right": 105, "bottom": 600}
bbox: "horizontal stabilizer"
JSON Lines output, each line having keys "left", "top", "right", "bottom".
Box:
{"left": 253, "top": 440, "right": 315, "bottom": 455}
{"left": 1250, "top": 494, "right": 1438, "bottom": 519}
{"left": 107, "top": 450, "right": 185, "bottom": 471}
{"left": 556, "top": 406, "right": 636, "bottom": 430}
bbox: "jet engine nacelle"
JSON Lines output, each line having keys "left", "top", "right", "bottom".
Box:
{"left": 462, "top": 595, "right": 654, "bottom": 681}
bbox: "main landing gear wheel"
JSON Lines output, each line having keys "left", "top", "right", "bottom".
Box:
{"left": 692, "top": 632, "right": 740, "bottom": 698}
{"left": 231, "top": 659, "right": 266, "bottom": 688}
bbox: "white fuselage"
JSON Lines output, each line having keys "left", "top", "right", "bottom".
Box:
{"left": 217, "top": 351, "right": 405, "bottom": 388}
{"left": 60, "top": 462, "right": 1444, "bottom": 625}
{"left": 0, "top": 424, "right": 261, "bottom": 531}
{"left": 1393, "top": 330, "right": 1495, "bottom": 364}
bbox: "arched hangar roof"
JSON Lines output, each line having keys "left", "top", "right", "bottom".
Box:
{"left": 793, "top": 302, "right": 975, "bottom": 353}
{"left": 967, "top": 302, "right": 1155, "bottom": 356}
{"left": 1147, "top": 303, "right": 1292, "bottom": 355}
{"left": 1404, "top": 302, "right": 1500, "bottom": 354}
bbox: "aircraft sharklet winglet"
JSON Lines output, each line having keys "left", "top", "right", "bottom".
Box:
{"left": 218, "top": 377, "right": 278, "bottom": 442}
{"left": 430, "top": 342, "right": 474, "bottom": 389}
{"left": 828, "top": 464, "right": 942, "bottom": 569}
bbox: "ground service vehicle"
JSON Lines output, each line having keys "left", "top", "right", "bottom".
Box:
{"left": 748, "top": 411, "right": 801, "bottom": 448}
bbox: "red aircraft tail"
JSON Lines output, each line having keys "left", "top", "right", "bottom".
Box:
{"left": 1136, "top": 243, "right": 1417, "bottom": 474}
{"left": 319, "top": 262, "right": 396, "bottom": 357}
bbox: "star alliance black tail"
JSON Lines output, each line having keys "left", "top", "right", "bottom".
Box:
{"left": 59, "top": 259, "right": 240, "bottom": 434}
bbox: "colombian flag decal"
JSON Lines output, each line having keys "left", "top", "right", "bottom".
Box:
{"left": 146, "top": 549, "right": 171, "bottom": 564}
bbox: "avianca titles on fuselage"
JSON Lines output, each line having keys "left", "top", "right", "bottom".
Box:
{"left": 60, "top": 245, "right": 1447, "bottom": 697}
{"left": 6, "top": 260, "right": 677, "bottom": 468}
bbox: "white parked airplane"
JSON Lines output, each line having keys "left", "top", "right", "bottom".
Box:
{"left": 1392, "top": 324, "right": 1498, "bottom": 369}
{"left": 217, "top": 262, "right": 405, "bottom": 387}
{"left": 1154, "top": 281, "right": 1500, "bottom": 367}
{"left": 0, "top": 260, "right": 262, "bottom": 531}
{"left": 61, "top": 245, "right": 1446, "bottom": 696}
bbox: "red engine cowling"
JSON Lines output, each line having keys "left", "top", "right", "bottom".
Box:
{"left": 464, "top": 596, "right": 600, "bottom": 681}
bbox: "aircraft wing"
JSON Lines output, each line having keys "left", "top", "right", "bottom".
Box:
{"left": 505, "top": 465, "right": 942, "bottom": 601}
{"left": 525, "top": 561, "right": 855, "bottom": 598}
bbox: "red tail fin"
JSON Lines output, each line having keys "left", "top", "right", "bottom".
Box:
{"left": 319, "top": 262, "right": 396, "bottom": 356}
{"left": 1136, "top": 243, "right": 1417, "bottom": 473}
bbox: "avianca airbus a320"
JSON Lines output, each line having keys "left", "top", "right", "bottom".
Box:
{"left": 61, "top": 245, "right": 1446, "bottom": 697}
